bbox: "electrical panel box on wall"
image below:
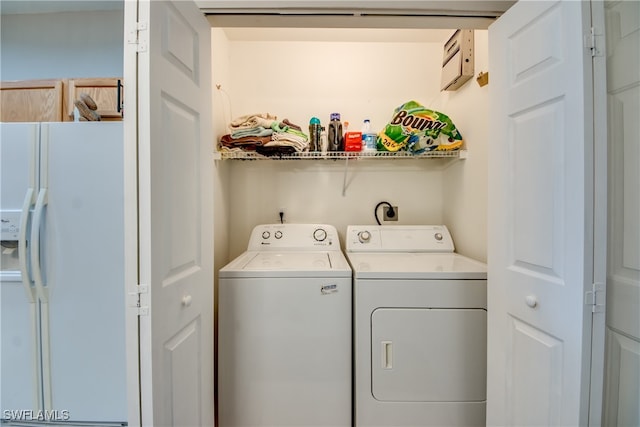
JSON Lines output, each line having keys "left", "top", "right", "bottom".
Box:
{"left": 440, "top": 30, "right": 474, "bottom": 91}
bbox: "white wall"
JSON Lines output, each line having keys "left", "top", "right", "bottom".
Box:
{"left": 0, "top": 9, "right": 123, "bottom": 80}
{"left": 440, "top": 30, "right": 489, "bottom": 262}
{"left": 212, "top": 27, "right": 232, "bottom": 270}
{"left": 212, "top": 28, "right": 490, "bottom": 262}
{"left": 224, "top": 38, "right": 444, "bottom": 139}
{"left": 226, "top": 160, "right": 445, "bottom": 258}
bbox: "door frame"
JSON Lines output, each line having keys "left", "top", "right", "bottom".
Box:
{"left": 123, "top": 0, "right": 142, "bottom": 425}
{"left": 120, "top": 0, "right": 609, "bottom": 424}
{"left": 588, "top": 1, "right": 607, "bottom": 425}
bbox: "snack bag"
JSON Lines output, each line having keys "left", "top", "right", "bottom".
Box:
{"left": 377, "top": 100, "right": 464, "bottom": 153}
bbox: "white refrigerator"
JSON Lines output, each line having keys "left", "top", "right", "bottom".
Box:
{"left": 0, "top": 122, "right": 127, "bottom": 425}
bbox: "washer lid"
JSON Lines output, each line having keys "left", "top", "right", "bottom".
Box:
{"left": 220, "top": 251, "right": 352, "bottom": 278}
{"left": 347, "top": 252, "right": 487, "bottom": 279}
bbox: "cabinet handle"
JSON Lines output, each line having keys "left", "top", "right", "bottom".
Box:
{"left": 117, "top": 79, "right": 122, "bottom": 114}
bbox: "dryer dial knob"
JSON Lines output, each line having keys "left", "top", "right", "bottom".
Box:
{"left": 434, "top": 232, "right": 443, "bottom": 241}
{"left": 274, "top": 231, "right": 283, "bottom": 239}
{"left": 313, "top": 228, "right": 327, "bottom": 242}
{"left": 262, "top": 231, "right": 270, "bottom": 239}
{"left": 358, "top": 231, "right": 371, "bottom": 243}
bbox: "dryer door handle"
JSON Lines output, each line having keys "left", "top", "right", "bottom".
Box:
{"left": 381, "top": 341, "right": 393, "bottom": 369}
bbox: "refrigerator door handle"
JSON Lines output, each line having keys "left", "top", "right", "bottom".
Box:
{"left": 30, "top": 188, "right": 48, "bottom": 302}
{"left": 20, "top": 187, "right": 47, "bottom": 411}
{"left": 18, "top": 188, "right": 36, "bottom": 302}
{"left": 29, "top": 187, "right": 53, "bottom": 412}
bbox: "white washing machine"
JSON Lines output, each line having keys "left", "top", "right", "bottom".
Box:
{"left": 346, "top": 225, "right": 487, "bottom": 427}
{"left": 218, "top": 223, "right": 352, "bottom": 427}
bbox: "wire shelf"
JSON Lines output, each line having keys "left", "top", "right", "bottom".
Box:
{"left": 217, "top": 150, "right": 466, "bottom": 160}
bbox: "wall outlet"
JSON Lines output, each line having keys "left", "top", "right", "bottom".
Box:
{"left": 383, "top": 206, "right": 398, "bottom": 221}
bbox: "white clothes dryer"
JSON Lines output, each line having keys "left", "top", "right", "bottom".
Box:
{"left": 346, "top": 225, "right": 487, "bottom": 427}
{"left": 218, "top": 224, "right": 352, "bottom": 427}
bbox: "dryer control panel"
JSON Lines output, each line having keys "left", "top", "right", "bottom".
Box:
{"left": 346, "top": 225, "right": 455, "bottom": 253}
{"left": 248, "top": 223, "right": 340, "bottom": 251}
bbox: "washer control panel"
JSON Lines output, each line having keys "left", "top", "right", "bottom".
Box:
{"left": 346, "top": 225, "right": 455, "bottom": 253}
{"left": 248, "top": 224, "right": 340, "bottom": 251}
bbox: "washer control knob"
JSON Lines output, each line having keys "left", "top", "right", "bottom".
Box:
{"left": 358, "top": 230, "right": 372, "bottom": 243}
{"left": 313, "top": 228, "right": 327, "bottom": 242}
{"left": 274, "top": 231, "right": 283, "bottom": 239}
{"left": 434, "top": 232, "right": 443, "bottom": 241}
{"left": 262, "top": 231, "right": 270, "bottom": 239}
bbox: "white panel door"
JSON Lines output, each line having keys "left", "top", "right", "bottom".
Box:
{"left": 488, "top": 1, "right": 598, "bottom": 426}
{"left": 131, "top": 0, "right": 214, "bottom": 425}
{"left": 603, "top": 0, "right": 640, "bottom": 425}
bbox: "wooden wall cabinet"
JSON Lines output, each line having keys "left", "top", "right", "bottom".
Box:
{"left": 1, "top": 77, "right": 123, "bottom": 122}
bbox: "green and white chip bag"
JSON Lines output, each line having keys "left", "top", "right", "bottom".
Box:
{"left": 377, "top": 100, "right": 464, "bottom": 153}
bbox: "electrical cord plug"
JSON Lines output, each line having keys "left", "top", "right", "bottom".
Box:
{"left": 386, "top": 206, "right": 396, "bottom": 218}
{"left": 374, "top": 201, "right": 395, "bottom": 225}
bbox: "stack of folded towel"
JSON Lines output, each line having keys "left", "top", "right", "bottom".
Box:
{"left": 219, "top": 113, "right": 309, "bottom": 156}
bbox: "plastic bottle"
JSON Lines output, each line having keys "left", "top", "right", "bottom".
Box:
{"left": 361, "top": 119, "right": 371, "bottom": 150}
{"left": 327, "top": 113, "right": 344, "bottom": 151}
{"left": 320, "top": 127, "right": 328, "bottom": 154}
{"left": 362, "top": 119, "right": 371, "bottom": 134}
{"left": 362, "top": 119, "right": 377, "bottom": 152}
{"left": 308, "top": 117, "right": 321, "bottom": 152}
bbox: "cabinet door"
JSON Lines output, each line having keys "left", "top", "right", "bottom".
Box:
{"left": 64, "top": 77, "right": 123, "bottom": 121}
{"left": 0, "top": 79, "right": 63, "bottom": 122}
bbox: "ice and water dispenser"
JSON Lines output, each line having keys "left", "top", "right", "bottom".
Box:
{"left": 1, "top": 211, "right": 21, "bottom": 272}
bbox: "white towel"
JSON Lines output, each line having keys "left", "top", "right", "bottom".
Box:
{"left": 229, "top": 113, "right": 278, "bottom": 130}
